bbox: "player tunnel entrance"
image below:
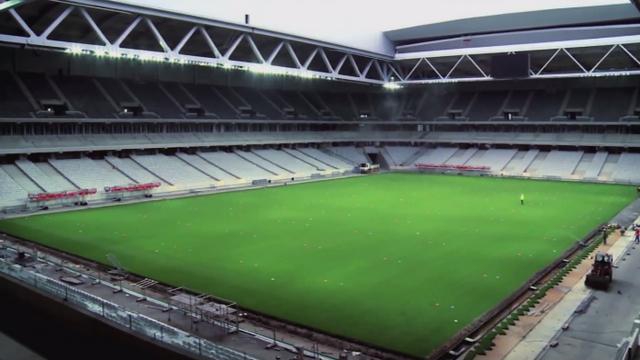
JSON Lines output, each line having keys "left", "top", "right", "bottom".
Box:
{"left": 366, "top": 152, "right": 380, "bottom": 165}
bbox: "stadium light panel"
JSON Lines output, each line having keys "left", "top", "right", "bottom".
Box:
{"left": 383, "top": 82, "right": 402, "bottom": 90}
{"left": 62, "top": 46, "right": 340, "bottom": 84}
{"left": 65, "top": 47, "right": 83, "bottom": 55}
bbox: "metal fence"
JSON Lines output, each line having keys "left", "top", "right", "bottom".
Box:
{"left": 0, "top": 260, "right": 257, "bottom": 360}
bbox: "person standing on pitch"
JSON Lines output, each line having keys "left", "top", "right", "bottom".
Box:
{"left": 635, "top": 227, "right": 640, "bottom": 244}
{"left": 520, "top": 193, "right": 525, "bottom": 206}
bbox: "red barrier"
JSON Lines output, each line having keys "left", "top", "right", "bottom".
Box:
{"left": 415, "top": 163, "right": 491, "bottom": 172}
{"left": 104, "top": 182, "right": 161, "bottom": 193}
{"left": 28, "top": 188, "right": 97, "bottom": 202}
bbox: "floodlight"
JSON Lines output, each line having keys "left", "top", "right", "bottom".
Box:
{"left": 382, "top": 82, "right": 402, "bottom": 90}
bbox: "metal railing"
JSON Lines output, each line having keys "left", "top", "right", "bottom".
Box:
{"left": 616, "top": 317, "right": 640, "bottom": 360}
{"left": 0, "top": 260, "right": 257, "bottom": 360}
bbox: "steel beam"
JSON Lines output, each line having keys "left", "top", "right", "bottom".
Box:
{"left": 0, "top": 0, "right": 638, "bottom": 86}
{"left": 0, "top": 0, "right": 29, "bottom": 12}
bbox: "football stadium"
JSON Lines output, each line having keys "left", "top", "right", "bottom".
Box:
{"left": 0, "top": 1, "right": 640, "bottom": 360}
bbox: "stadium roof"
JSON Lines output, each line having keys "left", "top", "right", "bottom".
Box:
{"left": 0, "top": 0, "right": 638, "bottom": 84}
{"left": 111, "top": 0, "right": 632, "bottom": 56}
{"left": 386, "top": 3, "right": 639, "bottom": 46}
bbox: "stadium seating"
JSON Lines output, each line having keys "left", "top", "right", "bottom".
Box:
{"left": 15, "top": 160, "right": 76, "bottom": 192}
{"left": 19, "top": 73, "right": 59, "bottom": 105}
{"left": 521, "top": 151, "right": 549, "bottom": 176}
{"left": 598, "top": 154, "right": 620, "bottom": 181}
{"left": 130, "top": 154, "right": 214, "bottom": 188}
{"left": 253, "top": 149, "right": 321, "bottom": 177}
{"left": 105, "top": 156, "right": 163, "bottom": 184}
{"left": 327, "top": 146, "right": 370, "bottom": 165}
{"left": 444, "top": 148, "right": 478, "bottom": 166}
{"left": 125, "top": 81, "right": 184, "bottom": 118}
{"left": 95, "top": 78, "right": 141, "bottom": 116}
{"left": 590, "top": 88, "right": 635, "bottom": 122}
{"left": 416, "top": 92, "right": 453, "bottom": 121}
{"left": 183, "top": 84, "right": 237, "bottom": 118}
{"left": 465, "top": 149, "right": 517, "bottom": 172}
{"left": 319, "top": 92, "right": 357, "bottom": 121}
{"left": 574, "top": 151, "right": 608, "bottom": 180}
{"left": 299, "top": 92, "right": 337, "bottom": 119}
{"left": 1, "top": 69, "right": 638, "bottom": 123}
{"left": 277, "top": 91, "right": 317, "bottom": 119}
{"left": 234, "top": 87, "right": 283, "bottom": 120}
{"left": 1, "top": 165, "right": 42, "bottom": 194}
{"left": 534, "top": 150, "right": 584, "bottom": 178}
{"left": 384, "top": 146, "right": 421, "bottom": 166}
{"left": 495, "top": 90, "right": 530, "bottom": 120}
{"left": 0, "top": 167, "right": 29, "bottom": 206}
{"left": 216, "top": 87, "right": 259, "bottom": 118}
{"left": 281, "top": 149, "right": 329, "bottom": 171}
{"left": 234, "top": 150, "right": 288, "bottom": 176}
{"left": 52, "top": 75, "right": 116, "bottom": 118}
{"left": 412, "top": 147, "right": 458, "bottom": 165}
{"left": 467, "top": 92, "right": 507, "bottom": 121}
{"left": 525, "top": 89, "right": 565, "bottom": 121}
{"left": 49, "top": 158, "right": 132, "bottom": 189}
{"left": 2, "top": 145, "right": 640, "bottom": 210}
{"left": 297, "top": 148, "right": 354, "bottom": 170}
{"left": 503, "top": 150, "right": 539, "bottom": 176}
{"left": 197, "top": 151, "right": 273, "bottom": 181}
{"left": 612, "top": 153, "right": 640, "bottom": 183}
{"left": 0, "top": 71, "right": 35, "bottom": 117}
{"left": 1, "top": 65, "right": 639, "bottom": 212}
{"left": 175, "top": 153, "right": 240, "bottom": 184}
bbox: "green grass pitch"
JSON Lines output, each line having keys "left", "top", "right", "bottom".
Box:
{"left": 0, "top": 173, "right": 635, "bottom": 356}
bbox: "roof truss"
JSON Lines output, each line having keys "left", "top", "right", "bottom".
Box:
{"left": 397, "top": 42, "right": 640, "bottom": 84}
{"left": 1, "top": 0, "right": 639, "bottom": 86}
{"left": 0, "top": 0, "right": 394, "bottom": 84}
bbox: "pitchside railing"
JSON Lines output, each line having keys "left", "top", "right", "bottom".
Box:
{"left": 0, "top": 260, "right": 257, "bottom": 360}
{"left": 615, "top": 316, "right": 640, "bottom": 360}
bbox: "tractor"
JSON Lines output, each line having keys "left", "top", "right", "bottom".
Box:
{"left": 585, "top": 252, "right": 613, "bottom": 290}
